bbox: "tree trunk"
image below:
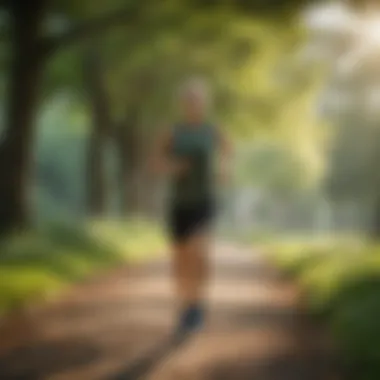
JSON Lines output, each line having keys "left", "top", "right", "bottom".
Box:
{"left": 0, "top": 1, "right": 47, "bottom": 234}
{"left": 115, "top": 117, "right": 142, "bottom": 216}
{"left": 83, "top": 48, "right": 110, "bottom": 216}
{"left": 118, "top": 125, "right": 139, "bottom": 216}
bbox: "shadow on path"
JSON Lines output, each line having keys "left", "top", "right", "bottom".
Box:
{"left": 107, "top": 334, "right": 189, "bottom": 380}
{"left": 205, "top": 351, "right": 338, "bottom": 380}
{"left": 0, "top": 338, "right": 100, "bottom": 380}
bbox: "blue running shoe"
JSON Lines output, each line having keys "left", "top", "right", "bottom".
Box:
{"left": 173, "top": 304, "right": 204, "bottom": 341}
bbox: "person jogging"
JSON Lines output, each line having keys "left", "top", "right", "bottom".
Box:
{"left": 151, "top": 78, "right": 232, "bottom": 338}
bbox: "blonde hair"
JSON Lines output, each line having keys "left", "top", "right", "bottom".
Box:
{"left": 178, "top": 77, "right": 211, "bottom": 106}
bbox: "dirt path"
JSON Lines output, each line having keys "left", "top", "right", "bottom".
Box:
{"left": 0, "top": 242, "right": 338, "bottom": 380}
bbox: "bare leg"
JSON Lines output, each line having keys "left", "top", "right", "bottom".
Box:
{"left": 172, "top": 230, "right": 212, "bottom": 307}
{"left": 172, "top": 241, "right": 192, "bottom": 307}
{"left": 188, "top": 231, "right": 212, "bottom": 303}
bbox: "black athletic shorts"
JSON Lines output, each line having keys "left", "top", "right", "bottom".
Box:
{"left": 167, "top": 199, "right": 216, "bottom": 242}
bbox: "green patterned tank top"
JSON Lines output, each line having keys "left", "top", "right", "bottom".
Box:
{"left": 169, "top": 122, "right": 217, "bottom": 206}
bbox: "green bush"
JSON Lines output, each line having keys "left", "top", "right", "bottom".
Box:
{"left": 331, "top": 279, "right": 380, "bottom": 380}
{"left": 0, "top": 219, "right": 165, "bottom": 315}
{"left": 269, "top": 239, "right": 380, "bottom": 379}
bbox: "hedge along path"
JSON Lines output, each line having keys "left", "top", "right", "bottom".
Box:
{"left": 0, "top": 242, "right": 339, "bottom": 380}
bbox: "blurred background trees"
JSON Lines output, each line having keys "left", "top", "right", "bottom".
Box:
{"left": 1, "top": 0, "right": 380, "bottom": 238}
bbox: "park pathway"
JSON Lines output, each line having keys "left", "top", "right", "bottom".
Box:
{"left": 0, "top": 242, "right": 338, "bottom": 380}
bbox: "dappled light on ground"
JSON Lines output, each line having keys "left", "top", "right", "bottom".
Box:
{"left": 0, "top": 243, "right": 337, "bottom": 380}
{"left": 0, "top": 220, "right": 165, "bottom": 316}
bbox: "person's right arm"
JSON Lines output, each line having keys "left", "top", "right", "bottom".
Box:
{"left": 150, "top": 128, "right": 189, "bottom": 177}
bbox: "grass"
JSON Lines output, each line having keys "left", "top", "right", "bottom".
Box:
{"left": 0, "top": 218, "right": 166, "bottom": 315}
{"left": 263, "top": 236, "right": 380, "bottom": 380}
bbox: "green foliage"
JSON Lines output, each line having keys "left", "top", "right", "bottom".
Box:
{"left": 36, "top": 0, "right": 324, "bottom": 175}
{"left": 268, "top": 239, "right": 380, "bottom": 379}
{"left": 44, "top": 46, "right": 84, "bottom": 97}
{"left": 92, "top": 4, "right": 319, "bottom": 141}
{"left": 0, "top": 220, "right": 165, "bottom": 314}
{"left": 236, "top": 141, "right": 316, "bottom": 193}
{"left": 331, "top": 280, "right": 380, "bottom": 379}
{"left": 325, "top": 119, "right": 380, "bottom": 202}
